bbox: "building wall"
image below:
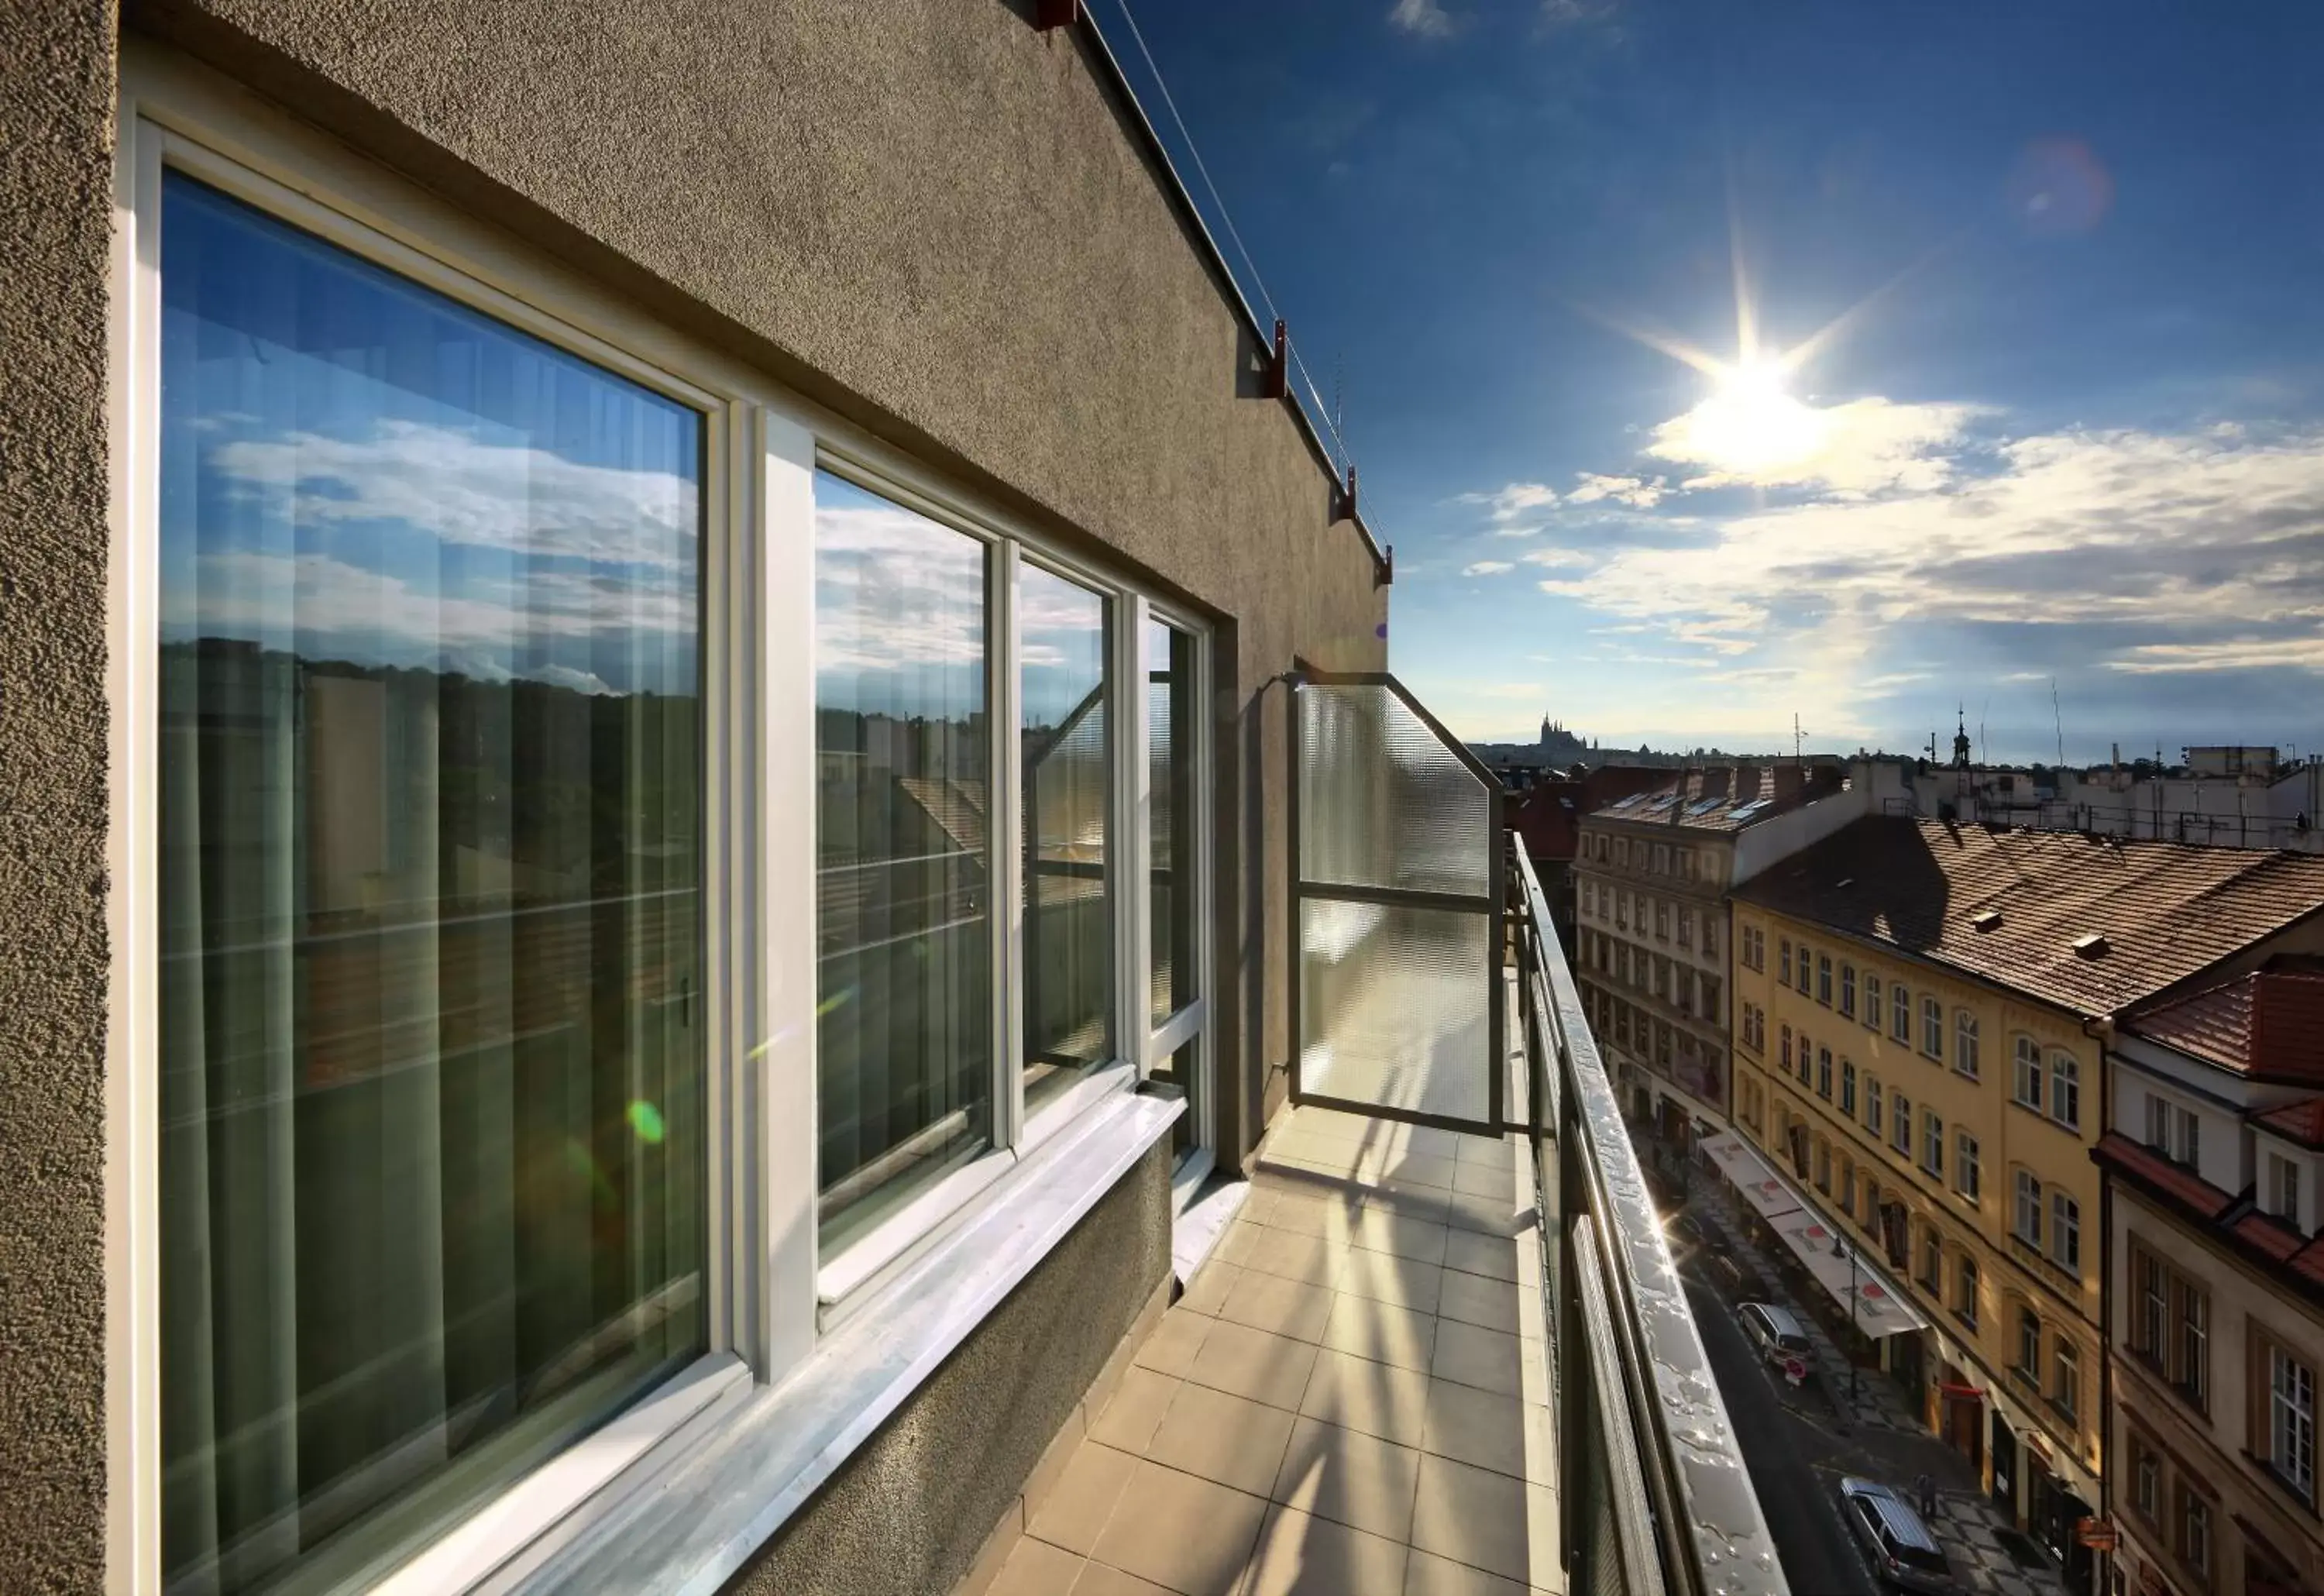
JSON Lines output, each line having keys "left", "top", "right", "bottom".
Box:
{"left": 2109, "top": 1183, "right": 2324, "bottom": 1596}
{"left": 0, "top": 2, "right": 119, "bottom": 1589}
{"left": 1573, "top": 820, "right": 1735, "bottom": 1127}
{"left": 1732, "top": 905, "right": 2106, "bottom": 1504}
{"left": 2, "top": 3, "right": 1388, "bottom": 1587}
{"left": 724, "top": 1143, "right": 1172, "bottom": 1596}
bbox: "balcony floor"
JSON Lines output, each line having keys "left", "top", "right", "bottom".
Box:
{"left": 985, "top": 1106, "right": 1562, "bottom": 1596}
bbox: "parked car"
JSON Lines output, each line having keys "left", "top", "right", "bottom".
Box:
{"left": 1837, "top": 1477, "right": 1956, "bottom": 1594}
{"left": 1737, "top": 1301, "right": 1814, "bottom": 1384}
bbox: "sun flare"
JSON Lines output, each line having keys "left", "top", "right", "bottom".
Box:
{"left": 1686, "top": 356, "right": 1827, "bottom": 476}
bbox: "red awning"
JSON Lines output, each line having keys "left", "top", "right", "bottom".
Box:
{"left": 1938, "top": 1381, "right": 1986, "bottom": 1401}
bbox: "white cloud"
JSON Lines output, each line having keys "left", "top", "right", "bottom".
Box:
{"left": 1645, "top": 394, "right": 1983, "bottom": 496}
{"left": 1521, "top": 546, "right": 1593, "bottom": 569}
{"left": 1456, "top": 480, "right": 1559, "bottom": 534}
{"left": 211, "top": 420, "right": 697, "bottom": 569}
{"left": 1566, "top": 472, "right": 1666, "bottom": 507}
{"left": 1388, "top": 0, "right": 1458, "bottom": 36}
{"left": 1461, "top": 560, "right": 1514, "bottom": 576}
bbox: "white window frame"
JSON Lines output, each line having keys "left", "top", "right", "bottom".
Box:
{"left": 2048, "top": 1049, "right": 2079, "bottom": 1129}
{"left": 105, "top": 48, "right": 1201, "bottom": 1596}
{"left": 2013, "top": 1035, "right": 2042, "bottom": 1109}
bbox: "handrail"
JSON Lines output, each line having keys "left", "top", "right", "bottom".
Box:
{"left": 1511, "top": 836, "right": 1789, "bottom": 1596}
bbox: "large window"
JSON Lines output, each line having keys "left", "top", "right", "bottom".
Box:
{"left": 816, "top": 474, "right": 995, "bottom": 1247}
{"left": 1891, "top": 981, "right": 1910, "bottom": 1043}
{"left": 2050, "top": 1051, "right": 2080, "bottom": 1130}
{"left": 1921, "top": 995, "right": 1944, "bottom": 1059}
{"left": 2269, "top": 1342, "right": 2317, "bottom": 1501}
{"left": 1018, "top": 562, "right": 1116, "bottom": 1107}
{"left": 2013, "top": 1035, "right": 2042, "bottom": 1109}
{"left": 159, "top": 174, "right": 708, "bottom": 1591}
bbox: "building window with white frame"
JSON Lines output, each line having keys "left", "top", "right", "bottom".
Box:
{"left": 1817, "top": 953, "right": 1833, "bottom": 1006}
{"left": 1921, "top": 995, "right": 1944, "bottom": 1059}
{"left": 1866, "top": 1077, "right": 1883, "bottom": 1137}
{"left": 2269, "top": 1340, "right": 2317, "bottom": 1502}
{"left": 1891, "top": 980, "right": 1910, "bottom": 1043}
{"left": 2052, "top": 1335, "right": 2078, "bottom": 1419}
{"left": 1892, "top": 1092, "right": 1912, "bottom": 1154}
{"left": 155, "top": 171, "right": 714, "bottom": 1594}
{"left": 1841, "top": 1060, "right": 1856, "bottom": 1115}
{"left": 1956, "top": 1132, "right": 1979, "bottom": 1202}
{"left": 2013, "top": 1035, "right": 2042, "bottom": 1109}
{"left": 1841, "top": 962, "right": 1856, "bottom": 1017}
{"left": 1922, "top": 1109, "right": 1943, "bottom": 1178}
{"left": 1954, "top": 1009, "right": 1978, "bottom": 1077}
{"left": 1862, "top": 972, "right": 1881, "bottom": 1030}
{"left": 2050, "top": 1192, "right": 2080, "bottom": 1272}
{"left": 2049, "top": 1049, "right": 2079, "bottom": 1129}
{"left": 2013, "top": 1170, "right": 2043, "bottom": 1248}
{"left": 1701, "top": 916, "right": 1717, "bottom": 958}
{"left": 2271, "top": 1152, "right": 2302, "bottom": 1226}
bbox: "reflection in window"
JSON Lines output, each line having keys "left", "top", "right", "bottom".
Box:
{"left": 813, "top": 473, "right": 993, "bottom": 1250}
{"left": 1021, "top": 564, "right": 1114, "bottom": 1106}
{"left": 158, "top": 175, "right": 703, "bottom": 1592}
{"left": 1148, "top": 618, "right": 1199, "bottom": 1029}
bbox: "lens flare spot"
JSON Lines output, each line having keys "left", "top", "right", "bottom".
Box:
{"left": 627, "top": 1100, "right": 667, "bottom": 1144}
{"left": 816, "top": 987, "right": 857, "bottom": 1018}
{"left": 2006, "top": 138, "right": 2111, "bottom": 237}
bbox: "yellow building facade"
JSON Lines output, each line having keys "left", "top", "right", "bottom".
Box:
{"left": 1731, "top": 903, "right": 2105, "bottom": 1527}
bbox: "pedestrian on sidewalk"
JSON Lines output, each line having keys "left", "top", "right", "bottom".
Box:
{"left": 1913, "top": 1471, "right": 1935, "bottom": 1519}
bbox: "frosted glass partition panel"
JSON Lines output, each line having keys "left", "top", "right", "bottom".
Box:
{"left": 1299, "top": 683, "right": 1491, "bottom": 899}
{"left": 1299, "top": 900, "right": 1492, "bottom": 1123}
{"left": 1291, "top": 675, "right": 1502, "bottom": 1132}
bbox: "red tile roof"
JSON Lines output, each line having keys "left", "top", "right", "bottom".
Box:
{"left": 1588, "top": 763, "right": 1849, "bottom": 835}
{"left": 2092, "top": 1132, "right": 2234, "bottom": 1220}
{"left": 2128, "top": 957, "right": 2324, "bottom": 1082}
{"left": 2255, "top": 1098, "right": 2324, "bottom": 1149}
{"left": 1733, "top": 817, "right": 2324, "bottom": 1016}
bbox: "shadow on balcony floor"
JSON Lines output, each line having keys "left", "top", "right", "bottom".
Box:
{"left": 981, "top": 1105, "right": 1562, "bottom": 1596}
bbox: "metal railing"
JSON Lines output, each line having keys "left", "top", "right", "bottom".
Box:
{"left": 1511, "top": 837, "right": 1789, "bottom": 1596}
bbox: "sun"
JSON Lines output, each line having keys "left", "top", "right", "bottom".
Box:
{"left": 1685, "top": 356, "right": 1828, "bottom": 477}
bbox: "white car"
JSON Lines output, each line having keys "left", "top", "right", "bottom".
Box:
{"left": 1737, "top": 1301, "right": 1813, "bottom": 1384}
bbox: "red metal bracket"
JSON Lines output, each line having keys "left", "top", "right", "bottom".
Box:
{"left": 1263, "top": 318, "right": 1289, "bottom": 400}
{"left": 1036, "top": 0, "right": 1081, "bottom": 29}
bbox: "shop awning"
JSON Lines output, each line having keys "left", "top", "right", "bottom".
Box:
{"left": 1765, "top": 1207, "right": 1930, "bottom": 1338}
{"left": 1698, "top": 1131, "right": 1802, "bottom": 1221}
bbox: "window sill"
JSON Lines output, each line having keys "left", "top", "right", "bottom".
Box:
{"left": 511, "top": 1086, "right": 1183, "bottom": 1595}
{"left": 2241, "top": 1451, "right": 2320, "bottom": 1520}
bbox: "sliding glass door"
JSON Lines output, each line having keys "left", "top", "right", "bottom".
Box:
{"left": 1143, "top": 615, "right": 1208, "bottom": 1165}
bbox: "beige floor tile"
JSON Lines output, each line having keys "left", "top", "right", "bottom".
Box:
{"left": 1418, "top": 1378, "right": 1549, "bottom": 1481}
{"left": 1090, "top": 1367, "right": 1182, "bottom": 1453}
{"left": 1185, "top": 1318, "right": 1322, "bottom": 1412}
{"left": 1029, "top": 1441, "right": 1143, "bottom": 1556}
{"left": 1408, "top": 1456, "right": 1559, "bottom": 1589}
{"left": 1452, "top": 1137, "right": 1518, "bottom": 1172}
{"left": 989, "top": 1534, "right": 1088, "bottom": 1596}
{"left": 1147, "top": 1381, "right": 1298, "bottom": 1498}
{"left": 1241, "top": 1503, "right": 1411, "bottom": 1596}
{"left": 1428, "top": 1320, "right": 1529, "bottom": 1401}
{"left": 1212, "top": 1221, "right": 1265, "bottom": 1268}
{"left": 1181, "top": 1259, "right": 1243, "bottom": 1317}
{"left": 1219, "top": 1268, "right": 1337, "bottom": 1343}
{"left": 1071, "top": 1563, "right": 1175, "bottom": 1596}
{"left": 1363, "top": 1180, "right": 1454, "bottom": 1225}
{"left": 1401, "top": 1548, "right": 1536, "bottom": 1596}
{"left": 1372, "top": 1150, "right": 1459, "bottom": 1190}
{"left": 1319, "top": 1294, "right": 1439, "bottom": 1374}
{"left": 1435, "top": 1269, "right": 1522, "bottom": 1337}
{"left": 1298, "top": 1347, "right": 1433, "bottom": 1449}
{"left": 1136, "top": 1309, "right": 1215, "bottom": 1380}
{"left": 1269, "top": 1415, "right": 1425, "bottom": 1544}
{"left": 1439, "top": 1191, "right": 1530, "bottom": 1240}
{"left": 1089, "top": 1460, "right": 1270, "bottom": 1596}
{"left": 1351, "top": 1210, "right": 1450, "bottom": 1266}
{"left": 1401, "top": 1126, "right": 1464, "bottom": 1160}
{"left": 1259, "top": 1190, "right": 1363, "bottom": 1243}
{"left": 1336, "top": 1250, "right": 1444, "bottom": 1316}
{"left": 1450, "top": 1160, "right": 1514, "bottom": 1199}
{"left": 1442, "top": 1230, "right": 1521, "bottom": 1285}
{"left": 1237, "top": 1226, "right": 1346, "bottom": 1288}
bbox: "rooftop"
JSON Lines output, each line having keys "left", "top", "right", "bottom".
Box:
{"left": 1734, "top": 816, "right": 2324, "bottom": 1016}
{"left": 1586, "top": 762, "right": 1846, "bottom": 835}
{"left": 2126, "top": 956, "right": 2324, "bottom": 1082}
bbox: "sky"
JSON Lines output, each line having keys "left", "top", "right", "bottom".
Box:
{"left": 1107, "top": 0, "right": 2324, "bottom": 765}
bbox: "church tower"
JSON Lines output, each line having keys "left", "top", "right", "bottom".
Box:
{"left": 1952, "top": 706, "right": 1972, "bottom": 769}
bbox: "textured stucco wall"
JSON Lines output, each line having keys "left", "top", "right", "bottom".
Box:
{"left": 132, "top": 0, "right": 1388, "bottom": 1173}
{"left": 722, "top": 1142, "right": 1173, "bottom": 1596}
{"left": 0, "top": 2, "right": 118, "bottom": 1591}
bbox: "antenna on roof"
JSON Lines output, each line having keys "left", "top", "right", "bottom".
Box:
{"left": 1793, "top": 713, "right": 1805, "bottom": 762}
{"left": 2051, "top": 679, "right": 2066, "bottom": 769}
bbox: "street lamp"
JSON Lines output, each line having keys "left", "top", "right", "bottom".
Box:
{"left": 1832, "top": 1230, "right": 1861, "bottom": 1402}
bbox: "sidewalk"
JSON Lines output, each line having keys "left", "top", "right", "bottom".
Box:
{"left": 1679, "top": 1152, "right": 2066, "bottom": 1596}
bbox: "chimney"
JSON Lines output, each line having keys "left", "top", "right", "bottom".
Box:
{"left": 1773, "top": 764, "right": 1806, "bottom": 802}
{"left": 1702, "top": 766, "right": 1731, "bottom": 800}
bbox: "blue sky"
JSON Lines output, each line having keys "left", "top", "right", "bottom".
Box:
{"left": 1111, "top": 0, "right": 2324, "bottom": 764}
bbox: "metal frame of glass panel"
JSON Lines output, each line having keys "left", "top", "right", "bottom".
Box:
{"left": 1287, "top": 670, "right": 1505, "bottom": 1136}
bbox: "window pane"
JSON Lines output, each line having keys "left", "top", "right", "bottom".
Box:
{"left": 159, "top": 175, "right": 704, "bottom": 1592}
{"left": 1147, "top": 618, "right": 1199, "bottom": 1028}
{"left": 814, "top": 473, "right": 995, "bottom": 1249}
{"left": 1022, "top": 563, "right": 1114, "bottom": 1106}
